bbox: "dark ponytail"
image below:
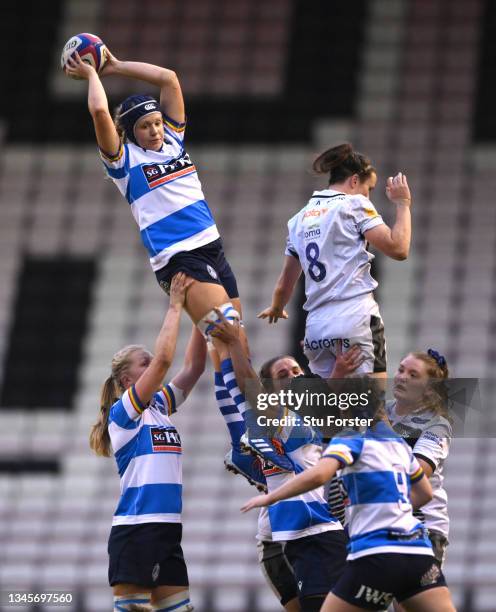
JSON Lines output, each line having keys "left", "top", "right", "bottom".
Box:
{"left": 259, "top": 355, "right": 295, "bottom": 393}
{"left": 313, "top": 143, "right": 375, "bottom": 185}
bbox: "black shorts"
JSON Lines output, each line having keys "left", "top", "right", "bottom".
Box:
{"left": 257, "top": 540, "right": 298, "bottom": 606}
{"left": 108, "top": 523, "right": 189, "bottom": 588}
{"left": 155, "top": 238, "right": 239, "bottom": 299}
{"left": 333, "top": 553, "right": 447, "bottom": 610}
{"left": 284, "top": 530, "right": 348, "bottom": 599}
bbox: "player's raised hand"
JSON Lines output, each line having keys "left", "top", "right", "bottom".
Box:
{"left": 386, "top": 172, "right": 411, "bottom": 207}
{"left": 98, "top": 49, "right": 120, "bottom": 78}
{"left": 169, "top": 273, "right": 194, "bottom": 308}
{"left": 257, "top": 306, "right": 289, "bottom": 324}
{"left": 64, "top": 52, "right": 96, "bottom": 80}
{"left": 241, "top": 494, "right": 272, "bottom": 513}
{"left": 206, "top": 308, "right": 241, "bottom": 345}
{"left": 330, "top": 341, "right": 365, "bottom": 379}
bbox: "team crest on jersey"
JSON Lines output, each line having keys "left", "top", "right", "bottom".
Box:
{"left": 142, "top": 152, "right": 196, "bottom": 189}
{"left": 150, "top": 427, "right": 182, "bottom": 453}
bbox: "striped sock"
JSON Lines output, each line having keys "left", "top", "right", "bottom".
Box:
{"left": 220, "top": 358, "right": 250, "bottom": 415}
{"left": 220, "top": 358, "right": 261, "bottom": 434}
{"left": 152, "top": 591, "right": 193, "bottom": 611}
{"left": 114, "top": 595, "right": 151, "bottom": 611}
{"left": 214, "top": 370, "right": 245, "bottom": 448}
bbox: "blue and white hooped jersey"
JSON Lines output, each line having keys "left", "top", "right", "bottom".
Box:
{"left": 264, "top": 412, "right": 343, "bottom": 542}
{"left": 100, "top": 115, "right": 220, "bottom": 272}
{"left": 285, "top": 189, "right": 384, "bottom": 312}
{"left": 323, "top": 422, "right": 433, "bottom": 560}
{"left": 108, "top": 382, "right": 185, "bottom": 526}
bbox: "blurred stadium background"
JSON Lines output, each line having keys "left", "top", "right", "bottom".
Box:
{"left": 0, "top": 0, "right": 495, "bottom": 610}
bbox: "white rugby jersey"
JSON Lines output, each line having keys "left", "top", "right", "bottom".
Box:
{"left": 323, "top": 422, "right": 433, "bottom": 560}
{"left": 386, "top": 401, "right": 451, "bottom": 538}
{"left": 263, "top": 413, "right": 343, "bottom": 542}
{"left": 285, "top": 189, "right": 384, "bottom": 312}
{"left": 108, "top": 382, "right": 185, "bottom": 526}
{"left": 100, "top": 115, "right": 219, "bottom": 272}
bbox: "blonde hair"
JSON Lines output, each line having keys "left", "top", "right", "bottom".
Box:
{"left": 408, "top": 351, "right": 450, "bottom": 419}
{"left": 113, "top": 103, "right": 127, "bottom": 143}
{"left": 89, "top": 344, "right": 149, "bottom": 457}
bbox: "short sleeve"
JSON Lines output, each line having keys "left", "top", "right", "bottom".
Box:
{"left": 157, "top": 382, "right": 185, "bottom": 416}
{"left": 162, "top": 113, "right": 187, "bottom": 146}
{"left": 109, "top": 385, "right": 146, "bottom": 429}
{"left": 323, "top": 434, "right": 365, "bottom": 467}
{"left": 98, "top": 142, "right": 129, "bottom": 179}
{"left": 349, "top": 194, "right": 384, "bottom": 235}
{"left": 413, "top": 422, "right": 451, "bottom": 473}
{"left": 284, "top": 235, "right": 299, "bottom": 258}
{"left": 409, "top": 454, "right": 425, "bottom": 483}
{"left": 284, "top": 215, "right": 300, "bottom": 258}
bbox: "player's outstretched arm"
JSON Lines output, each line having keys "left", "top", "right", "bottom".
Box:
{"left": 171, "top": 326, "right": 207, "bottom": 400}
{"left": 365, "top": 172, "right": 412, "bottom": 261}
{"left": 241, "top": 457, "right": 339, "bottom": 512}
{"left": 209, "top": 311, "right": 261, "bottom": 396}
{"left": 258, "top": 255, "right": 302, "bottom": 323}
{"left": 134, "top": 273, "right": 193, "bottom": 405}
{"left": 65, "top": 52, "right": 120, "bottom": 156}
{"left": 103, "top": 55, "right": 185, "bottom": 125}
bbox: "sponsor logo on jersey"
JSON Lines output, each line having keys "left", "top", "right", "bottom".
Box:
{"left": 354, "top": 585, "right": 393, "bottom": 607}
{"left": 304, "top": 337, "right": 350, "bottom": 351}
{"left": 303, "top": 207, "right": 329, "bottom": 219}
{"left": 304, "top": 224, "right": 321, "bottom": 239}
{"left": 421, "top": 430, "right": 443, "bottom": 446}
{"left": 150, "top": 427, "right": 182, "bottom": 453}
{"left": 142, "top": 153, "right": 196, "bottom": 189}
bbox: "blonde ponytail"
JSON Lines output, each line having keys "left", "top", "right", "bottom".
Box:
{"left": 90, "top": 344, "right": 149, "bottom": 457}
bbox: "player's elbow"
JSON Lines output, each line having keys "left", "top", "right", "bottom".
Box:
{"left": 161, "top": 68, "right": 179, "bottom": 86}
{"left": 90, "top": 107, "right": 110, "bottom": 120}
{"left": 390, "top": 245, "right": 409, "bottom": 261}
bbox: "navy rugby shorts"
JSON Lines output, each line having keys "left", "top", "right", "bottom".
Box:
{"left": 284, "top": 530, "right": 348, "bottom": 599}
{"left": 155, "top": 238, "right": 239, "bottom": 299}
{"left": 108, "top": 523, "right": 189, "bottom": 588}
{"left": 332, "top": 553, "right": 447, "bottom": 610}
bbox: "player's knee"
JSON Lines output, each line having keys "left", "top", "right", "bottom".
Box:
{"left": 152, "top": 590, "right": 193, "bottom": 611}
{"left": 113, "top": 594, "right": 151, "bottom": 611}
{"left": 197, "top": 302, "right": 240, "bottom": 338}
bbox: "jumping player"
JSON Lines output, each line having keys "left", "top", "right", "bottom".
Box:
{"left": 258, "top": 143, "right": 412, "bottom": 378}
{"left": 64, "top": 50, "right": 241, "bottom": 336}
{"left": 89, "top": 273, "right": 204, "bottom": 612}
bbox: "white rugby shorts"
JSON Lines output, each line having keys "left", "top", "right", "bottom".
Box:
{"left": 304, "top": 294, "right": 386, "bottom": 377}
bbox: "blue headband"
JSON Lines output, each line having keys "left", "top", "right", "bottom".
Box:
{"left": 118, "top": 95, "right": 161, "bottom": 145}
